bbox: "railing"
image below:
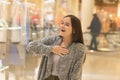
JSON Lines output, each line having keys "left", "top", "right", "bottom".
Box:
{"left": 83, "top": 31, "right": 120, "bottom": 51}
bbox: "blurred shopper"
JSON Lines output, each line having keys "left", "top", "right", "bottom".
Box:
{"left": 88, "top": 13, "right": 102, "bottom": 51}
{"left": 32, "top": 18, "right": 39, "bottom": 32}
{"left": 109, "top": 19, "right": 117, "bottom": 32}
{"left": 26, "top": 15, "right": 85, "bottom": 80}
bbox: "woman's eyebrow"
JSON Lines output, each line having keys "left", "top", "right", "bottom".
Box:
{"left": 65, "top": 22, "right": 71, "bottom": 25}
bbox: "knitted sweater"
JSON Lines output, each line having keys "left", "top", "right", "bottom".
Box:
{"left": 26, "top": 35, "right": 85, "bottom": 80}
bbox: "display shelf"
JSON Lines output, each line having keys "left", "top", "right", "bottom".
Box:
{"left": 0, "top": 65, "right": 9, "bottom": 72}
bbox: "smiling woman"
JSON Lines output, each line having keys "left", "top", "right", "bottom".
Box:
{"left": 59, "top": 16, "right": 73, "bottom": 41}
{"left": 26, "top": 15, "right": 85, "bottom": 80}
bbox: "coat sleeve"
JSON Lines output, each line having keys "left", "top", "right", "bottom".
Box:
{"left": 70, "top": 43, "right": 85, "bottom": 80}
{"left": 26, "top": 36, "right": 57, "bottom": 56}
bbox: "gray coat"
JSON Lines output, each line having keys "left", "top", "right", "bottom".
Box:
{"left": 26, "top": 35, "right": 85, "bottom": 80}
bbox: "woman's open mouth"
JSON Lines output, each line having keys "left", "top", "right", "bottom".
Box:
{"left": 61, "top": 30, "right": 65, "bottom": 32}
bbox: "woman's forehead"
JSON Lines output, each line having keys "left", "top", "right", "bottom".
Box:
{"left": 62, "top": 17, "right": 71, "bottom": 23}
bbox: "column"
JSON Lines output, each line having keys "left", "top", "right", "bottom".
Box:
{"left": 0, "top": 0, "right": 9, "bottom": 19}
{"left": 21, "top": 0, "right": 28, "bottom": 44}
{"left": 67, "top": 0, "right": 79, "bottom": 17}
{"left": 5, "top": 28, "right": 11, "bottom": 80}
{"left": 117, "top": 0, "right": 120, "bottom": 17}
{"left": 40, "top": 0, "right": 44, "bottom": 28}
{"left": 81, "top": 0, "right": 95, "bottom": 32}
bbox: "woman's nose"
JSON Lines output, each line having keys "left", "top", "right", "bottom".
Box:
{"left": 60, "top": 24, "right": 65, "bottom": 28}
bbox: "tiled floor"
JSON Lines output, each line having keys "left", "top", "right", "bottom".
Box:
{"left": 82, "top": 49, "right": 120, "bottom": 80}
{"left": 0, "top": 48, "right": 120, "bottom": 80}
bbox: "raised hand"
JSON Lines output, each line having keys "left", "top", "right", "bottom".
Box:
{"left": 51, "top": 45, "right": 69, "bottom": 56}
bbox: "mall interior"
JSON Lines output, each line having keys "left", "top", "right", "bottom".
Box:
{"left": 0, "top": 0, "right": 120, "bottom": 80}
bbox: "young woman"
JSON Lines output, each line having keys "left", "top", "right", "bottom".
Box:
{"left": 26, "top": 15, "right": 85, "bottom": 80}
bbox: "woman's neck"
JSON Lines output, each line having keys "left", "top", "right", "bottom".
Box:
{"left": 61, "top": 36, "right": 72, "bottom": 47}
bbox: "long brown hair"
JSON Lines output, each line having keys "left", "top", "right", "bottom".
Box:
{"left": 64, "top": 15, "right": 84, "bottom": 44}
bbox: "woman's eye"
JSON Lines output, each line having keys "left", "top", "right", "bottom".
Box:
{"left": 61, "top": 22, "right": 70, "bottom": 26}
{"left": 65, "top": 23, "right": 69, "bottom": 26}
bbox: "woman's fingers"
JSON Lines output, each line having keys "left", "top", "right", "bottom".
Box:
{"left": 51, "top": 46, "right": 69, "bottom": 56}
{"left": 59, "top": 48, "right": 69, "bottom": 54}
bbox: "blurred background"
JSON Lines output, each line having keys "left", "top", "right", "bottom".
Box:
{"left": 0, "top": 0, "right": 120, "bottom": 80}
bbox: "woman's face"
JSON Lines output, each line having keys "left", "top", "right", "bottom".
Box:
{"left": 59, "top": 17, "right": 73, "bottom": 38}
